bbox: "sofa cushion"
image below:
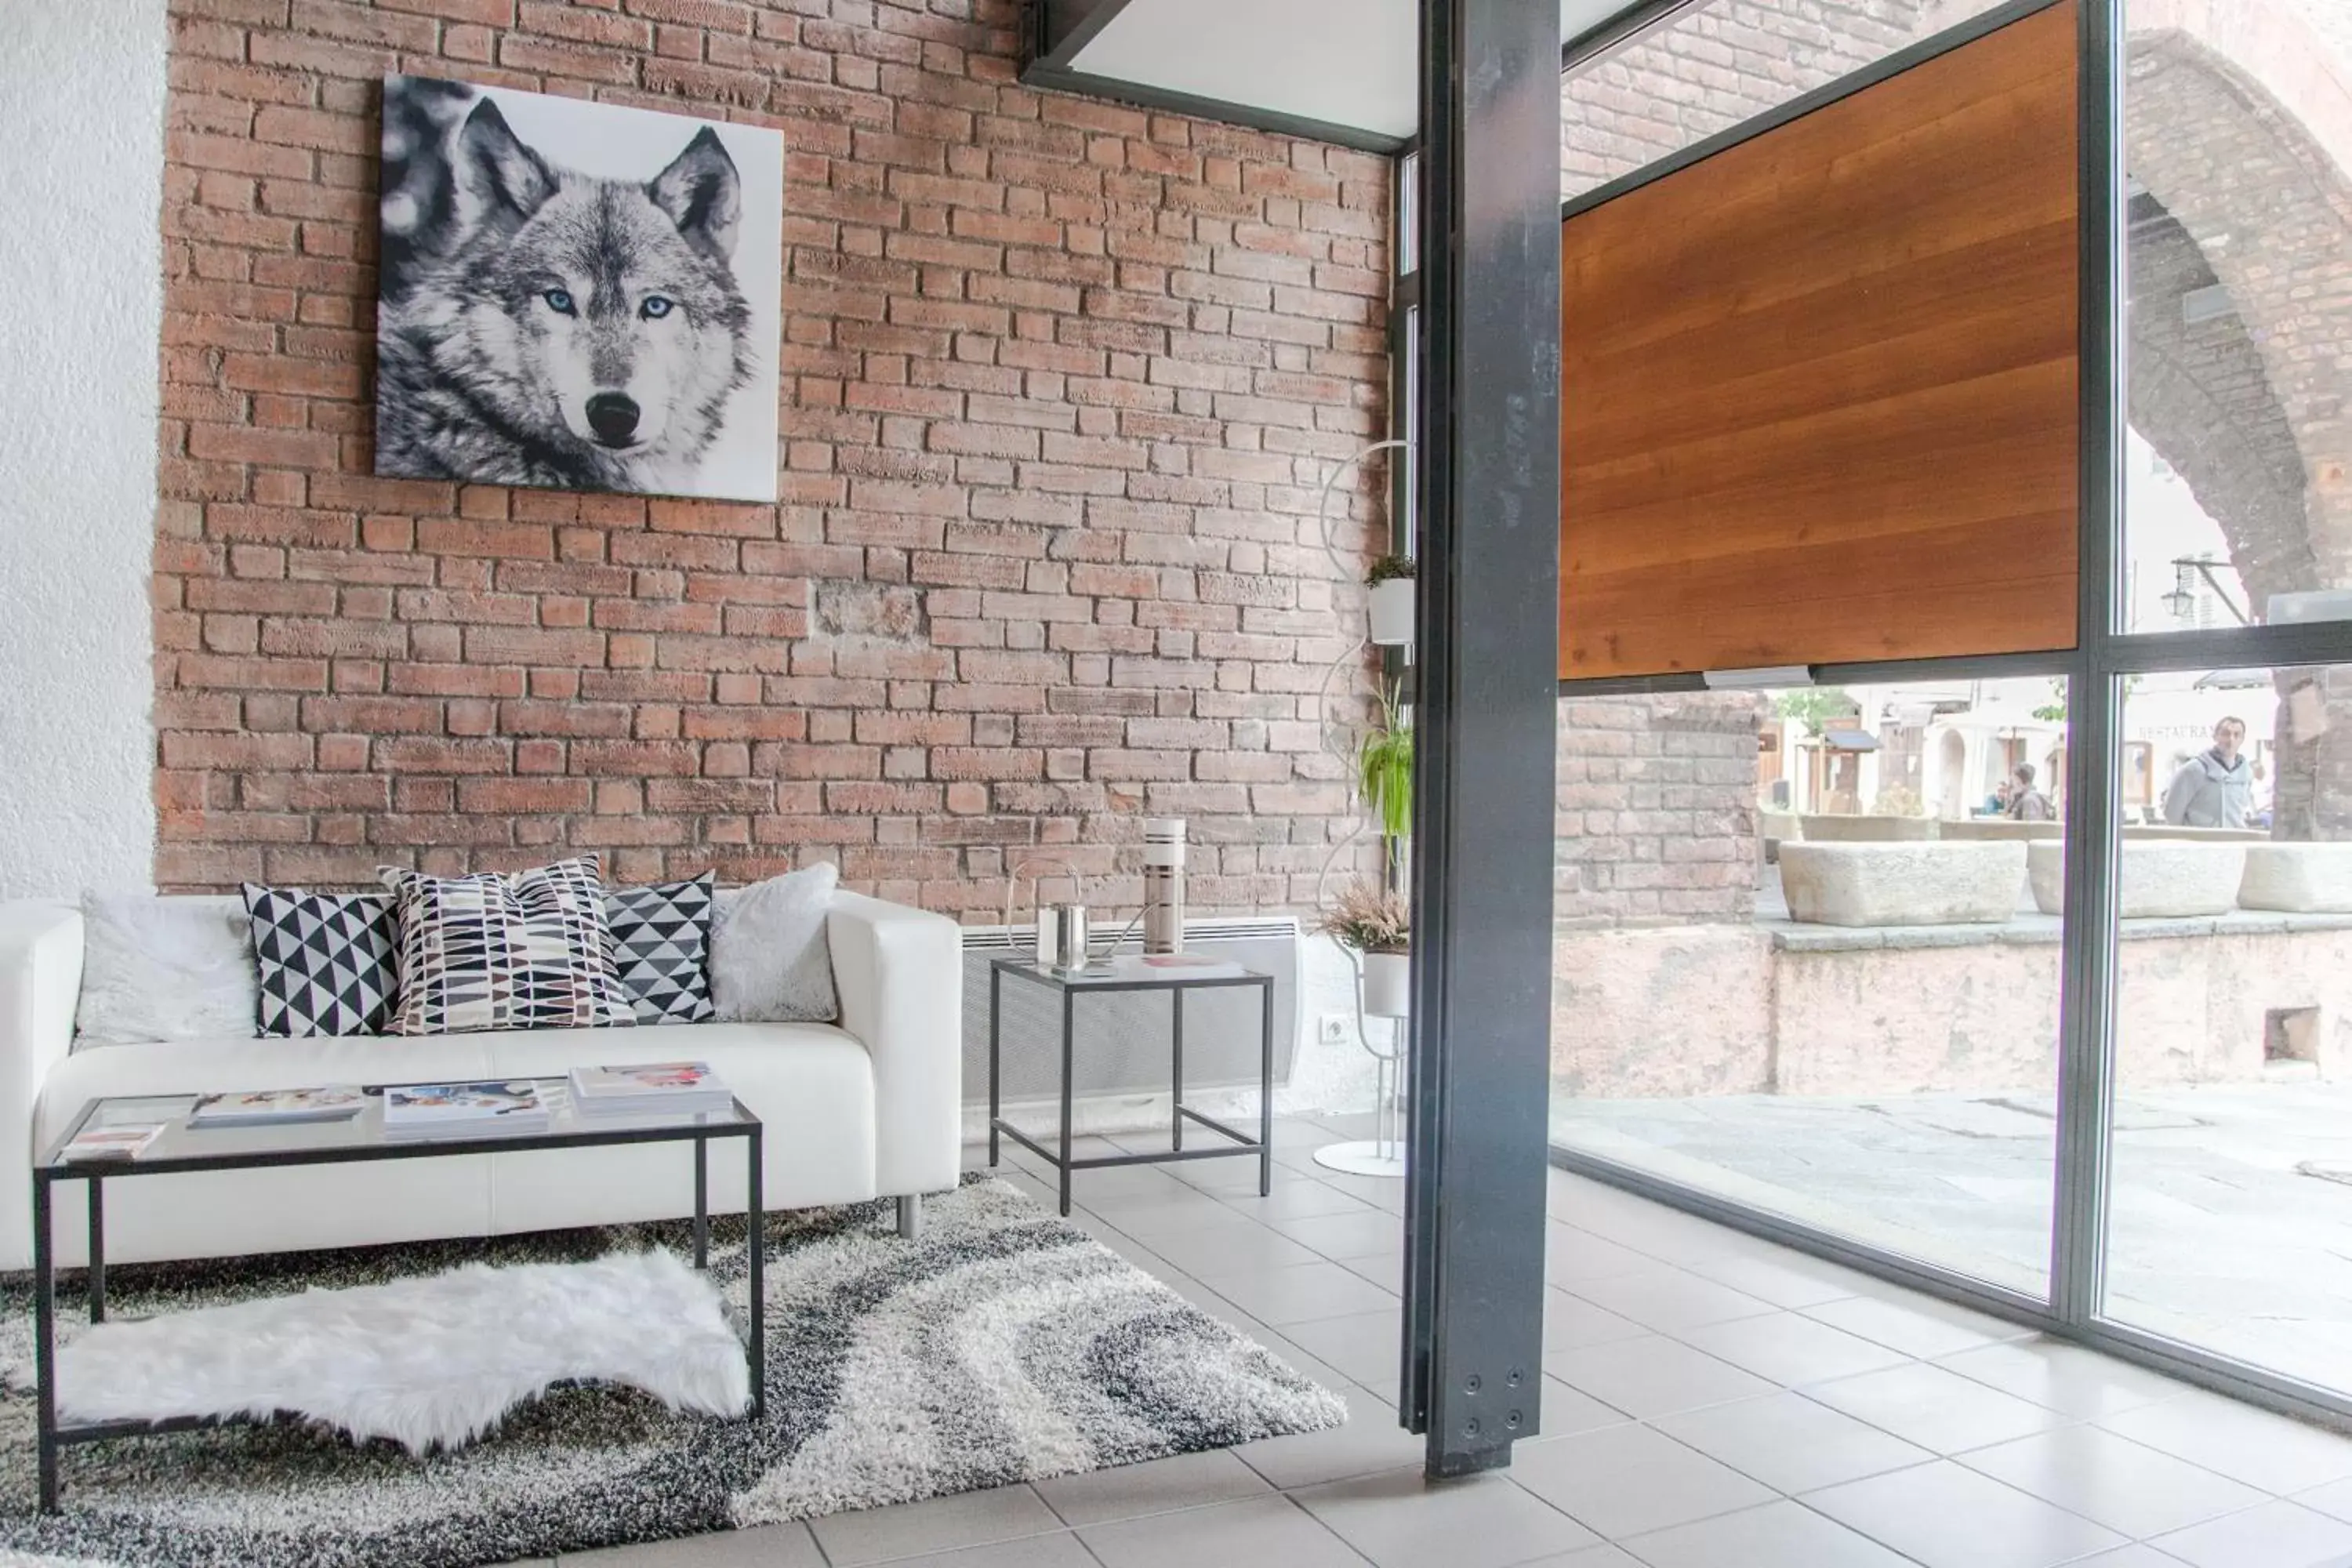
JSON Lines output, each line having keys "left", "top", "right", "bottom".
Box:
{"left": 241, "top": 885, "right": 399, "bottom": 1037}
{"left": 604, "top": 873, "right": 717, "bottom": 1025}
{"left": 710, "top": 864, "right": 839, "bottom": 1023}
{"left": 380, "top": 856, "right": 635, "bottom": 1036}
{"left": 74, "top": 893, "right": 258, "bottom": 1047}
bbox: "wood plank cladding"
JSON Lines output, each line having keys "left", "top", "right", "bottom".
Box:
{"left": 1559, "top": 0, "right": 2080, "bottom": 680}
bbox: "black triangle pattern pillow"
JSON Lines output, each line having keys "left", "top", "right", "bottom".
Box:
{"left": 240, "top": 885, "right": 400, "bottom": 1037}
{"left": 604, "top": 873, "right": 718, "bottom": 1025}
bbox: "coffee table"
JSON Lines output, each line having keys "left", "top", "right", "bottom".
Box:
{"left": 30, "top": 1080, "right": 764, "bottom": 1512}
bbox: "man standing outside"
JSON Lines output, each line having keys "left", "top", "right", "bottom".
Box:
{"left": 2163, "top": 717, "right": 2255, "bottom": 828}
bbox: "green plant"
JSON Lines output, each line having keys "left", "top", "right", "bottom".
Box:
{"left": 1359, "top": 681, "right": 1413, "bottom": 840}
{"left": 1773, "top": 688, "right": 1858, "bottom": 739}
{"left": 1367, "top": 554, "right": 1417, "bottom": 586}
{"left": 1319, "top": 877, "right": 1410, "bottom": 953}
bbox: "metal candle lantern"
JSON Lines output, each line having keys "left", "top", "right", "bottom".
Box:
{"left": 1142, "top": 818, "right": 1186, "bottom": 955}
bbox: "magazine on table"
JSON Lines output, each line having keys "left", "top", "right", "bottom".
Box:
{"left": 383, "top": 1080, "right": 550, "bottom": 1139}
{"left": 568, "top": 1061, "right": 734, "bottom": 1117}
{"left": 190, "top": 1085, "right": 365, "bottom": 1127}
{"left": 1102, "top": 953, "right": 1249, "bottom": 981}
{"left": 60, "top": 1122, "right": 167, "bottom": 1163}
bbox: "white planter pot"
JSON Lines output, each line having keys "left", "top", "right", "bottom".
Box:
{"left": 1368, "top": 579, "right": 1414, "bottom": 647}
{"left": 1361, "top": 949, "right": 1410, "bottom": 1017}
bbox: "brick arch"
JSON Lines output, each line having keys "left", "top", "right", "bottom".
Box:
{"left": 2124, "top": 18, "right": 2352, "bottom": 597}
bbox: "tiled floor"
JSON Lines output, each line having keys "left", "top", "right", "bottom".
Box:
{"left": 554, "top": 1116, "right": 2352, "bottom": 1568}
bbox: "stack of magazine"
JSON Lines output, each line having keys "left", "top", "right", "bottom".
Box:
{"left": 568, "top": 1061, "right": 733, "bottom": 1119}
{"left": 383, "top": 1081, "right": 550, "bottom": 1141}
{"left": 191, "top": 1086, "right": 365, "bottom": 1127}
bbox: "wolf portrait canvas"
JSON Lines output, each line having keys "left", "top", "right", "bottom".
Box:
{"left": 373, "top": 77, "right": 784, "bottom": 503}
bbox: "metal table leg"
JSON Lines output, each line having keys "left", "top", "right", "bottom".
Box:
{"left": 746, "top": 1125, "right": 764, "bottom": 1420}
{"left": 1172, "top": 987, "right": 1185, "bottom": 1153}
{"left": 87, "top": 1176, "right": 104, "bottom": 1323}
{"left": 1259, "top": 977, "right": 1275, "bottom": 1197}
{"left": 692, "top": 1136, "right": 709, "bottom": 1269}
{"left": 988, "top": 964, "right": 1003, "bottom": 1167}
{"left": 34, "top": 1173, "right": 56, "bottom": 1513}
{"left": 1058, "top": 988, "right": 1075, "bottom": 1217}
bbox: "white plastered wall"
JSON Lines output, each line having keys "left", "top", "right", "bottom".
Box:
{"left": 0, "top": 0, "right": 167, "bottom": 898}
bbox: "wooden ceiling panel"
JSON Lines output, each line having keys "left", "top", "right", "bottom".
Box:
{"left": 1559, "top": 0, "right": 2081, "bottom": 680}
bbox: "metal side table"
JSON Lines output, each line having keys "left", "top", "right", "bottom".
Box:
{"left": 986, "top": 956, "right": 1275, "bottom": 1216}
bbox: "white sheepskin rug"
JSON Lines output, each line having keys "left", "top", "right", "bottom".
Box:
{"left": 55, "top": 1248, "right": 748, "bottom": 1454}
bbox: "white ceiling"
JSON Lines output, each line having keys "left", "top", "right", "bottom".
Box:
{"left": 1065, "top": 0, "right": 1643, "bottom": 144}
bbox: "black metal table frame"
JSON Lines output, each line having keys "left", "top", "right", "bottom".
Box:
{"left": 987, "top": 959, "right": 1276, "bottom": 1216}
{"left": 30, "top": 1093, "right": 764, "bottom": 1513}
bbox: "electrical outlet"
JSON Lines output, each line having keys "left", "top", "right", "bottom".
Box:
{"left": 1318, "top": 1014, "right": 1350, "bottom": 1045}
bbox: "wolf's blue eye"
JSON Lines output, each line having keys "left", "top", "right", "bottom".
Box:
{"left": 543, "top": 289, "right": 575, "bottom": 315}
{"left": 640, "top": 296, "right": 673, "bottom": 320}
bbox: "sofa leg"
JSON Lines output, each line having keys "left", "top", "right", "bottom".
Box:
{"left": 896, "top": 1194, "right": 922, "bottom": 1240}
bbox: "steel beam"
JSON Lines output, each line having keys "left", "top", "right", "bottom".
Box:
{"left": 1405, "top": 0, "right": 1562, "bottom": 1481}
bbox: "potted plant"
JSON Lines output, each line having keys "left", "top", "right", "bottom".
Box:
{"left": 1319, "top": 878, "right": 1411, "bottom": 1016}
{"left": 1367, "top": 554, "right": 1416, "bottom": 647}
{"left": 1359, "top": 681, "right": 1412, "bottom": 842}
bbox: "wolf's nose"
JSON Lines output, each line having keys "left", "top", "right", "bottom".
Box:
{"left": 586, "top": 393, "right": 640, "bottom": 445}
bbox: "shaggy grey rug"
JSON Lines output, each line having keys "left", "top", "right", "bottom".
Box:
{"left": 0, "top": 1176, "right": 1345, "bottom": 1567}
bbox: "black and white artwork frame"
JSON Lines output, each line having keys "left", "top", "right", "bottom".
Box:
{"left": 372, "top": 77, "right": 783, "bottom": 503}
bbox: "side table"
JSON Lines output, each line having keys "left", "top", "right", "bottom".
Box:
{"left": 986, "top": 957, "right": 1276, "bottom": 1215}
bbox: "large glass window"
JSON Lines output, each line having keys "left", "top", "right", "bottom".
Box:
{"left": 2103, "top": 664, "right": 2352, "bottom": 1387}
{"left": 2119, "top": 0, "right": 2352, "bottom": 629}
{"left": 1549, "top": 677, "right": 2070, "bottom": 1296}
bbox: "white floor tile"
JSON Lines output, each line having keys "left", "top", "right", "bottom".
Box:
{"left": 1803, "top": 1460, "right": 2126, "bottom": 1568}
{"left": 1509, "top": 1423, "right": 1776, "bottom": 1539}
{"left": 1804, "top": 1363, "right": 2071, "bottom": 1454}
{"left": 1957, "top": 1425, "right": 2267, "bottom": 1538}
{"left": 1033, "top": 1450, "right": 1272, "bottom": 1528}
{"left": 2150, "top": 1500, "right": 2352, "bottom": 1568}
{"left": 1544, "top": 1334, "right": 1777, "bottom": 1420}
{"left": 1295, "top": 1466, "right": 1600, "bottom": 1568}
{"left": 1080, "top": 1495, "right": 1367, "bottom": 1568}
{"left": 1619, "top": 1498, "right": 1917, "bottom": 1567}
{"left": 1653, "top": 1391, "right": 1935, "bottom": 1495}
{"left": 2100, "top": 1389, "right": 2352, "bottom": 1493}
{"left": 1675, "top": 1310, "right": 1914, "bottom": 1386}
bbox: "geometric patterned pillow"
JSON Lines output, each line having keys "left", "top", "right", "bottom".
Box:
{"left": 604, "top": 873, "right": 717, "bottom": 1025}
{"left": 376, "top": 855, "right": 637, "bottom": 1036}
{"left": 240, "top": 885, "right": 400, "bottom": 1037}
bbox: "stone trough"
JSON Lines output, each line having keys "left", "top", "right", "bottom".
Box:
{"left": 2239, "top": 842, "right": 2352, "bottom": 913}
{"left": 2027, "top": 839, "right": 2245, "bottom": 918}
{"left": 1779, "top": 841, "right": 2027, "bottom": 927}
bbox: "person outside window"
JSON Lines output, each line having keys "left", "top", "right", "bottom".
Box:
{"left": 2161, "top": 717, "right": 2254, "bottom": 829}
{"left": 2008, "top": 764, "right": 2054, "bottom": 822}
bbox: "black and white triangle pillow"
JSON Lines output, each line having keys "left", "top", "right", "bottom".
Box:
{"left": 604, "top": 873, "right": 718, "bottom": 1025}
{"left": 240, "top": 885, "right": 401, "bottom": 1037}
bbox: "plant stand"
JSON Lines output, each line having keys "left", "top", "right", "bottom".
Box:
{"left": 1312, "top": 949, "right": 1408, "bottom": 1179}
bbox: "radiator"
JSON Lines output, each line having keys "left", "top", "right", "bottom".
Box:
{"left": 958, "top": 918, "right": 1301, "bottom": 1109}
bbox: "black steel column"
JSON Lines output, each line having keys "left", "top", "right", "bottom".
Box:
{"left": 1404, "top": 0, "right": 1563, "bottom": 1479}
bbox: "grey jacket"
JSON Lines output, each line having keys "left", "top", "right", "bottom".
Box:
{"left": 2162, "top": 749, "right": 2254, "bottom": 829}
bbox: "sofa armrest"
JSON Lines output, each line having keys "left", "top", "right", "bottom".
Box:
{"left": 826, "top": 891, "right": 961, "bottom": 1199}
{"left": 0, "top": 902, "right": 83, "bottom": 1269}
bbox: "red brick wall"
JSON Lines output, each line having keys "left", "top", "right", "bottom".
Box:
{"left": 154, "top": 0, "right": 1392, "bottom": 919}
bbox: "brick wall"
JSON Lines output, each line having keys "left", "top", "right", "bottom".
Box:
{"left": 154, "top": 0, "right": 1392, "bottom": 919}
{"left": 1555, "top": 695, "right": 1763, "bottom": 927}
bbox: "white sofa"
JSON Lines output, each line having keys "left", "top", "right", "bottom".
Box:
{"left": 0, "top": 891, "right": 963, "bottom": 1271}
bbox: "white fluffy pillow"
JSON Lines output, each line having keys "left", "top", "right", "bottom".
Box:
{"left": 74, "top": 893, "right": 260, "bottom": 1047}
{"left": 710, "top": 865, "right": 839, "bottom": 1023}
